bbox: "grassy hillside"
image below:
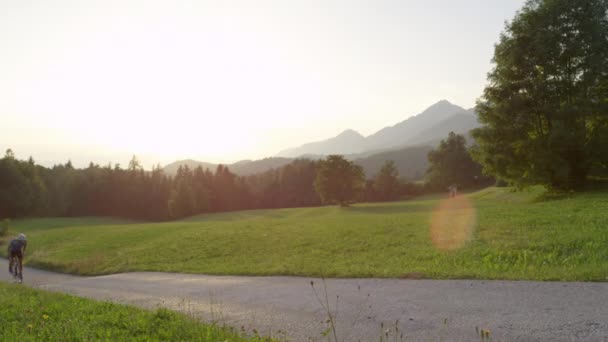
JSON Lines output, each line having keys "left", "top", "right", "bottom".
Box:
{"left": 0, "top": 282, "right": 273, "bottom": 341}
{"left": 2, "top": 186, "right": 608, "bottom": 281}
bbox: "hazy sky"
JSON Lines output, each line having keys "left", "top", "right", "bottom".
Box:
{"left": 1, "top": 0, "right": 524, "bottom": 167}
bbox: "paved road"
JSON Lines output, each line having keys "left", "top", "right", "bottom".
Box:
{"left": 1, "top": 259, "right": 607, "bottom": 341}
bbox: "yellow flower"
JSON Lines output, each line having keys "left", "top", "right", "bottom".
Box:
{"left": 26, "top": 323, "right": 33, "bottom": 331}
{"left": 42, "top": 314, "right": 49, "bottom": 320}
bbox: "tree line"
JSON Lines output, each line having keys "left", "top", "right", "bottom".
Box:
{"left": 0, "top": 132, "right": 488, "bottom": 221}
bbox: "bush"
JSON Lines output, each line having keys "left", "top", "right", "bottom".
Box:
{"left": 0, "top": 219, "right": 8, "bottom": 237}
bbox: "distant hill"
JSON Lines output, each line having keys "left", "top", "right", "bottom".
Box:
{"left": 405, "top": 109, "right": 478, "bottom": 146}
{"left": 163, "top": 157, "right": 293, "bottom": 176}
{"left": 354, "top": 145, "right": 432, "bottom": 181}
{"left": 165, "top": 146, "right": 432, "bottom": 181}
{"left": 162, "top": 159, "right": 217, "bottom": 176}
{"left": 277, "top": 129, "right": 369, "bottom": 157}
{"left": 365, "top": 100, "right": 466, "bottom": 150}
{"left": 231, "top": 157, "right": 293, "bottom": 175}
{"left": 276, "top": 100, "right": 475, "bottom": 158}
{"left": 165, "top": 101, "right": 479, "bottom": 180}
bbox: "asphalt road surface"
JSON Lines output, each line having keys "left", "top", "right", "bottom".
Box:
{"left": 1, "top": 259, "right": 607, "bottom": 341}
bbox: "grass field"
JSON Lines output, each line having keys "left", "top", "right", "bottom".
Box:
{"left": 2, "top": 186, "right": 608, "bottom": 281}
{"left": 0, "top": 282, "right": 274, "bottom": 341}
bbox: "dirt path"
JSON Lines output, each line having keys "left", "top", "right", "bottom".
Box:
{"left": 1, "top": 259, "right": 607, "bottom": 341}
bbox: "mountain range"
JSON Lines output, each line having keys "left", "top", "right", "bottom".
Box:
{"left": 163, "top": 100, "right": 480, "bottom": 180}
{"left": 277, "top": 100, "right": 477, "bottom": 157}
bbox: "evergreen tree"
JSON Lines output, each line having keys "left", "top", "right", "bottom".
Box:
{"left": 374, "top": 160, "right": 400, "bottom": 201}
{"left": 192, "top": 166, "right": 211, "bottom": 214}
{"left": 168, "top": 166, "right": 196, "bottom": 219}
{"left": 0, "top": 151, "right": 45, "bottom": 218}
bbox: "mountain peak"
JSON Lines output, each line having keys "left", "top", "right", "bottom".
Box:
{"left": 337, "top": 129, "right": 364, "bottom": 138}
{"left": 416, "top": 100, "right": 465, "bottom": 118}
{"left": 426, "top": 99, "right": 457, "bottom": 111}
{"left": 364, "top": 100, "right": 466, "bottom": 149}
{"left": 276, "top": 129, "right": 367, "bottom": 157}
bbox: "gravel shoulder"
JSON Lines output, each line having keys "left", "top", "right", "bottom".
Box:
{"left": 1, "top": 259, "right": 607, "bottom": 341}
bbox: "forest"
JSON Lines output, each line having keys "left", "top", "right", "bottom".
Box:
{"left": 0, "top": 132, "right": 488, "bottom": 221}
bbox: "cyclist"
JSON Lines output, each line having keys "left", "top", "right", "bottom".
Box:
{"left": 8, "top": 233, "right": 27, "bottom": 283}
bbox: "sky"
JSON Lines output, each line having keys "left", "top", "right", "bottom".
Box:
{"left": 0, "top": 0, "right": 525, "bottom": 168}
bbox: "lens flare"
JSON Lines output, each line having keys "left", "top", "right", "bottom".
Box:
{"left": 430, "top": 194, "right": 476, "bottom": 251}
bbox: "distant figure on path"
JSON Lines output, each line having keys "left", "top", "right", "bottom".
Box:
{"left": 447, "top": 184, "right": 458, "bottom": 198}
{"left": 8, "top": 233, "right": 27, "bottom": 283}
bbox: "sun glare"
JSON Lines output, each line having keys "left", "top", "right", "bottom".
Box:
{"left": 1, "top": 0, "right": 525, "bottom": 166}
{"left": 430, "top": 195, "right": 476, "bottom": 251}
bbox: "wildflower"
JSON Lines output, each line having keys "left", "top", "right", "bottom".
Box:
{"left": 43, "top": 314, "right": 49, "bottom": 320}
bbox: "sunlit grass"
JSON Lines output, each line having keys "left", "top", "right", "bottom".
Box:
{"left": 0, "top": 282, "right": 274, "bottom": 341}
{"left": 2, "top": 186, "right": 608, "bottom": 281}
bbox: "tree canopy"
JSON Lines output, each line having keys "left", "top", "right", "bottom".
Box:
{"left": 314, "top": 155, "right": 365, "bottom": 207}
{"left": 426, "top": 132, "right": 487, "bottom": 190}
{"left": 472, "top": 0, "right": 608, "bottom": 190}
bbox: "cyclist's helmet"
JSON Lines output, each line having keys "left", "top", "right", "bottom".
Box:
{"left": 17, "top": 233, "right": 26, "bottom": 241}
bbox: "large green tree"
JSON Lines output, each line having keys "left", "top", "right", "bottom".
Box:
{"left": 314, "top": 155, "right": 365, "bottom": 207}
{"left": 472, "top": 0, "right": 608, "bottom": 189}
{"left": 426, "top": 132, "right": 485, "bottom": 190}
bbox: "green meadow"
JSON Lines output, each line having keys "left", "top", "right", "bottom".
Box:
{"left": 2, "top": 186, "right": 608, "bottom": 281}
{"left": 0, "top": 282, "right": 274, "bottom": 341}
